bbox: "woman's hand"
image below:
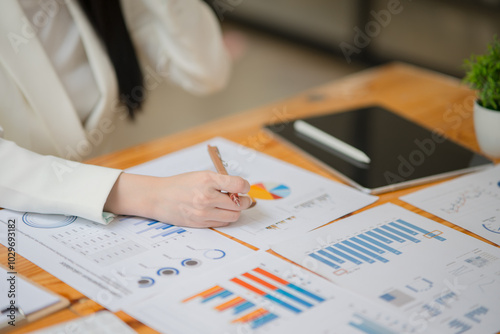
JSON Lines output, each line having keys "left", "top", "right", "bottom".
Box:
{"left": 104, "top": 171, "right": 252, "bottom": 228}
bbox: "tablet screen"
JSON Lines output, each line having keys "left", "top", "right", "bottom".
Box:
{"left": 264, "top": 105, "right": 493, "bottom": 194}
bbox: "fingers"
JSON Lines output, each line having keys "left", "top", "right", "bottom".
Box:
{"left": 237, "top": 195, "right": 253, "bottom": 209}
{"left": 194, "top": 194, "right": 252, "bottom": 220}
{"left": 151, "top": 171, "right": 254, "bottom": 229}
{"left": 201, "top": 172, "right": 252, "bottom": 210}
{"left": 177, "top": 206, "right": 243, "bottom": 228}
{"left": 179, "top": 195, "right": 253, "bottom": 227}
{"left": 211, "top": 173, "right": 250, "bottom": 195}
{"left": 210, "top": 207, "right": 243, "bottom": 224}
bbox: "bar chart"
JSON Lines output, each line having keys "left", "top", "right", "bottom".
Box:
{"left": 183, "top": 285, "right": 279, "bottom": 329}
{"left": 230, "top": 267, "right": 325, "bottom": 313}
{"left": 271, "top": 204, "right": 500, "bottom": 333}
{"left": 307, "top": 219, "right": 445, "bottom": 275}
{"left": 182, "top": 266, "right": 326, "bottom": 330}
{"left": 125, "top": 251, "right": 421, "bottom": 334}
{"left": 118, "top": 216, "right": 188, "bottom": 246}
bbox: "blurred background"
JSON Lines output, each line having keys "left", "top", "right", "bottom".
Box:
{"left": 92, "top": 0, "right": 500, "bottom": 158}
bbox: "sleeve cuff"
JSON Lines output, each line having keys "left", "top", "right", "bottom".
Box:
{"left": 101, "top": 211, "right": 117, "bottom": 225}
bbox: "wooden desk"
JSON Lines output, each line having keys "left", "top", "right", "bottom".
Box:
{"left": 2, "top": 62, "right": 499, "bottom": 333}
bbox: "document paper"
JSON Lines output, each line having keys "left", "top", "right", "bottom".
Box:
{"left": 401, "top": 165, "right": 500, "bottom": 245}
{"left": 124, "top": 251, "right": 425, "bottom": 334}
{"left": 127, "top": 137, "right": 377, "bottom": 249}
{"left": 0, "top": 210, "right": 253, "bottom": 311}
{"left": 271, "top": 203, "right": 500, "bottom": 333}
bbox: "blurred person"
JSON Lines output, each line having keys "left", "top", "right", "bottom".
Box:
{"left": 0, "top": 0, "right": 252, "bottom": 227}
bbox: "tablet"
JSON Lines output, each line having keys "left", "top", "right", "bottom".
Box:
{"left": 264, "top": 105, "right": 493, "bottom": 194}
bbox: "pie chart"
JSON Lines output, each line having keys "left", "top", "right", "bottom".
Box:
{"left": 248, "top": 182, "right": 291, "bottom": 200}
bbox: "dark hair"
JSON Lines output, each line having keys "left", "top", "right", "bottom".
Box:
{"left": 78, "top": 0, "right": 144, "bottom": 119}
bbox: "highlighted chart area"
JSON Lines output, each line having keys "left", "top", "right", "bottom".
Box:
{"left": 118, "top": 216, "right": 188, "bottom": 245}
{"left": 183, "top": 285, "right": 278, "bottom": 329}
{"left": 307, "top": 218, "right": 445, "bottom": 275}
{"left": 124, "top": 252, "right": 419, "bottom": 334}
{"left": 182, "top": 266, "right": 325, "bottom": 330}
{"left": 248, "top": 182, "right": 291, "bottom": 200}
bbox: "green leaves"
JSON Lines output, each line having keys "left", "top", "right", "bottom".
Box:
{"left": 463, "top": 35, "right": 500, "bottom": 111}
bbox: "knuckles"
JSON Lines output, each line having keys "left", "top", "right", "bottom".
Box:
{"left": 226, "top": 210, "right": 241, "bottom": 222}
{"left": 198, "top": 171, "right": 217, "bottom": 185}
{"left": 191, "top": 188, "right": 216, "bottom": 209}
{"left": 232, "top": 177, "right": 249, "bottom": 193}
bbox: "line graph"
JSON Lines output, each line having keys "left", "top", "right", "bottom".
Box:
{"left": 442, "top": 186, "right": 490, "bottom": 214}
{"left": 401, "top": 167, "right": 500, "bottom": 245}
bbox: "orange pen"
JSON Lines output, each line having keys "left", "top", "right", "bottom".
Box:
{"left": 207, "top": 145, "right": 241, "bottom": 206}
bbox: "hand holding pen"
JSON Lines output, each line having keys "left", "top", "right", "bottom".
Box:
{"left": 105, "top": 147, "right": 252, "bottom": 228}
{"left": 207, "top": 145, "right": 257, "bottom": 210}
{"left": 207, "top": 145, "right": 242, "bottom": 206}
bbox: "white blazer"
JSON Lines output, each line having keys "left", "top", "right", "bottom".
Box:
{"left": 0, "top": 0, "right": 230, "bottom": 224}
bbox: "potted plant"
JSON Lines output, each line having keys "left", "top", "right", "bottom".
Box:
{"left": 463, "top": 35, "right": 500, "bottom": 158}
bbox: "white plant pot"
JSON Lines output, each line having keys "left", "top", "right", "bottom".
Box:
{"left": 474, "top": 100, "right": 500, "bottom": 158}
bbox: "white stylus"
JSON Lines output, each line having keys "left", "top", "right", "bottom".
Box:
{"left": 294, "top": 120, "right": 371, "bottom": 164}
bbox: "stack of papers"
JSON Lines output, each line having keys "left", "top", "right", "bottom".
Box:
{"left": 271, "top": 203, "right": 500, "bottom": 333}
{"left": 1, "top": 138, "right": 499, "bottom": 333}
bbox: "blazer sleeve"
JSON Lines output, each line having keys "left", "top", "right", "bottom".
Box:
{"left": 0, "top": 137, "right": 122, "bottom": 224}
{"left": 123, "top": 0, "right": 232, "bottom": 95}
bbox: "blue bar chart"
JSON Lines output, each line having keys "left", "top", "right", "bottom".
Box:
{"left": 119, "top": 216, "right": 187, "bottom": 243}
{"left": 307, "top": 219, "right": 446, "bottom": 275}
